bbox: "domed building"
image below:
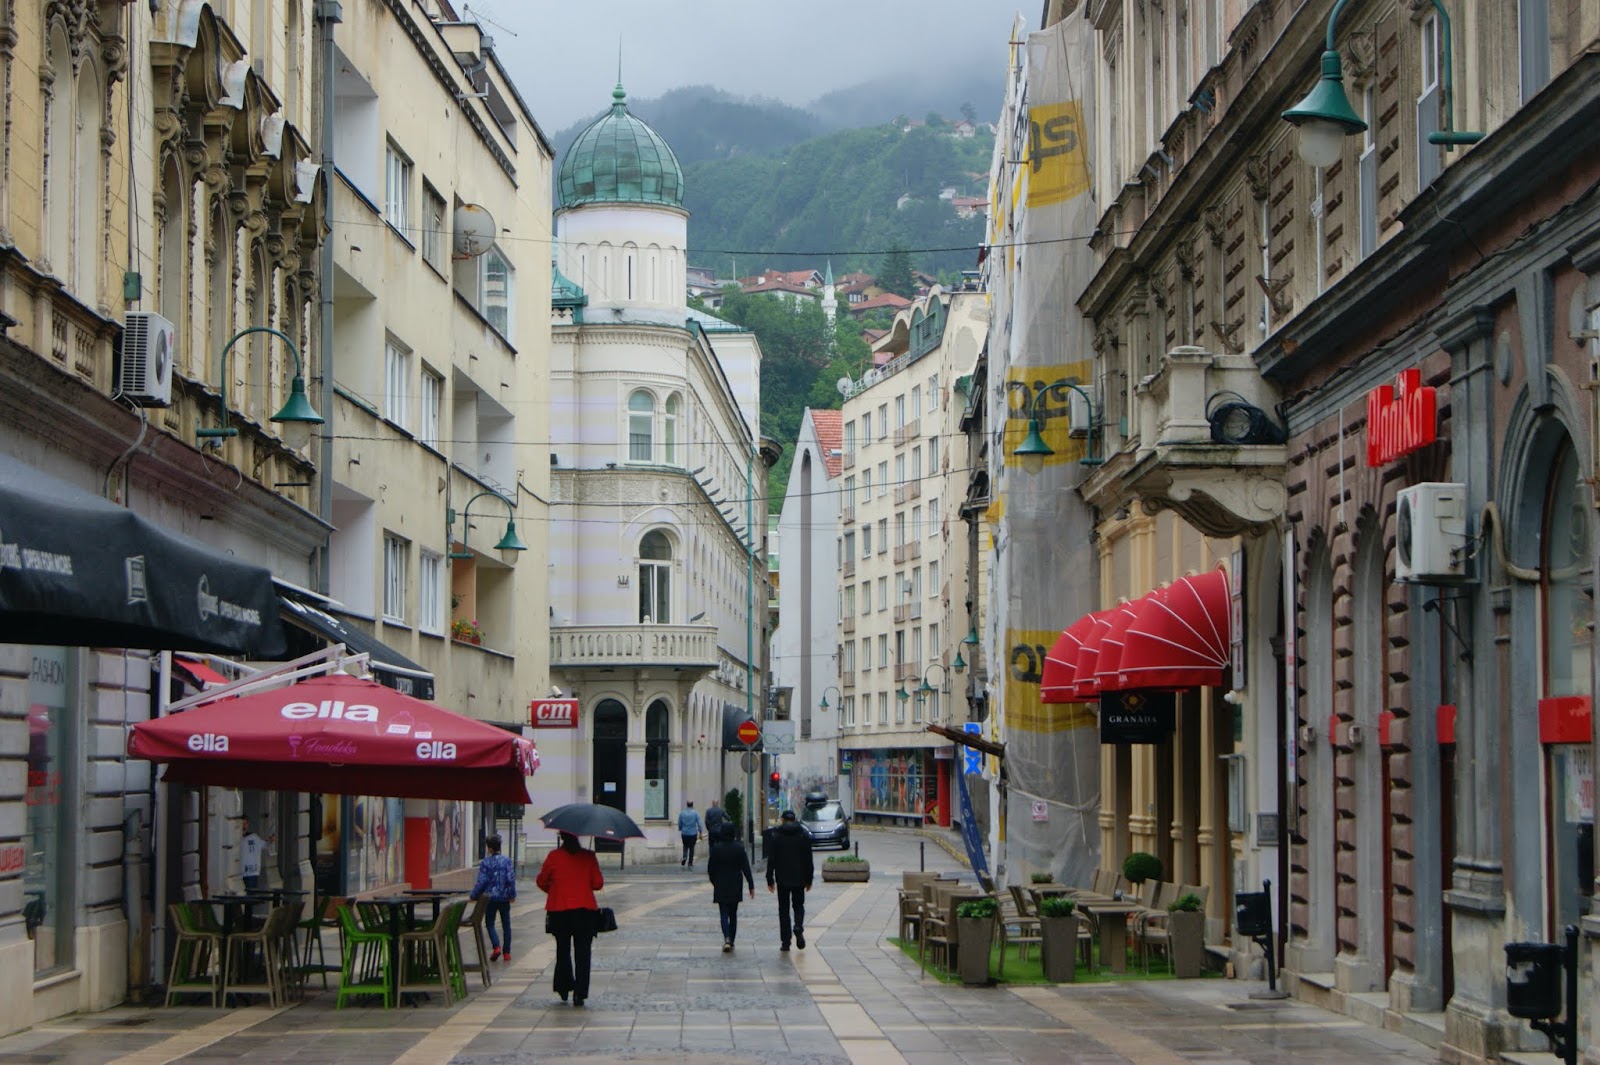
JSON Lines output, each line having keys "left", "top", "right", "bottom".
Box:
{"left": 537, "top": 85, "right": 779, "bottom": 861}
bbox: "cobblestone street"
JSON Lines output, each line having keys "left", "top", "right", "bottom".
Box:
{"left": 0, "top": 830, "right": 1444, "bottom": 1065}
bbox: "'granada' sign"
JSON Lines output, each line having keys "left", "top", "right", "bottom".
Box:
{"left": 1366, "top": 368, "right": 1438, "bottom": 467}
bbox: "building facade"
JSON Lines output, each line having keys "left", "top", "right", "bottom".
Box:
{"left": 541, "top": 84, "right": 776, "bottom": 860}
{"left": 836, "top": 287, "right": 985, "bottom": 827}
{"left": 772, "top": 408, "right": 844, "bottom": 805}
{"left": 1014, "top": 1, "right": 1599, "bottom": 1061}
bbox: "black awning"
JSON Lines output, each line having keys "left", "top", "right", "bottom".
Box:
{"left": 0, "top": 454, "right": 286, "bottom": 656}
{"left": 279, "top": 596, "right": 435, "bottom": 700}
{"left": 721, "top": 701, "right": 762, "bottom": 752}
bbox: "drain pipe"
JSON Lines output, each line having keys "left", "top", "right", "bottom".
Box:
{"left": 314, "top": 1, "right": 342, "bottom": 595}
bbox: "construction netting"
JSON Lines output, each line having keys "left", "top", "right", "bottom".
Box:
{"left": 980, "top": 11, "right": 1102, "bottom": 887}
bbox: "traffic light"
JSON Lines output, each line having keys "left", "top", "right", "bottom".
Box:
{"left": 769, "top": 770, "right": 781, "bottom": 802}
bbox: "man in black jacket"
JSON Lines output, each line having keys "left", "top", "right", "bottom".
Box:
{"left": 764, "top": 809, "right": 815, "bottom": 951}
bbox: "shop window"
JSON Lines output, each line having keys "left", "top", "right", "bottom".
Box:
{"left": 348, "top": 796, "right": 405, "bottom": 893}
{"left": 644, "top": 701, "right": 670, "bottom": 819}
{"left": 25, "top": 647, "right": 77, "bottom": 976}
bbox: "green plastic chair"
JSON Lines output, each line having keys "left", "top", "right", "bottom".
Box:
{"left": 335, "top": 905, "right": 393, "bottom": 1009}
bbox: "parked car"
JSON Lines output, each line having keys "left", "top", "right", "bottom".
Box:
{"left": 800, "top": 798, "right": 850, "bottom": 850}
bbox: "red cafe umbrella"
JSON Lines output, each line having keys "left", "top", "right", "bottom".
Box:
{"left": 127, "top": 673, "right": 539, "bottom": 803}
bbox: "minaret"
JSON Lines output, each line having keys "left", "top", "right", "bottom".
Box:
{"left": 822, "top": 259, "right": 838, "bottom": 329}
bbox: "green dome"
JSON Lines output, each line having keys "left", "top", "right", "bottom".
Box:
{"left": 558, "top": 84, "right": 684, "bottom": 210}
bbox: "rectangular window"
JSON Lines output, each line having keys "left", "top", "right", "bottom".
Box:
{"left": 928, "top": 498, "right": 939, "bottom": 536}
{"left": 1417, "top": 15, "right": 1442, "bottom": 189}
{"left": 861, "top": 525, "right": 871, "bottom": 558}
{"left": 896, "top": 397, "right": 905, "bottom": 432}
{"left": 419, "top": 367, "right": 442, "bottom": 450}
{"left": 383, "top": 534, "right": 408, "bottom": 623}
{"left": 1359, "top": 84, "right": 1378, "bottom": 259}
{"left": 843, "top": 641, "right": 855, "bottom": 673}
{"left": 860, "top": 469, "right": 871, "bottom": 506}
{"left": 895, "top": 454, "right": 906, "bottom": 488}
{"left": 912, "top": 567, "right": 923, "bottom": 600}
{"left": 862, "top": 637, "right": 872, "bottom": 671}
{"left": 26, "top": 645, "right": 77, "bottom": 976}
{"left": 418, "top": 550, "right": 443, "bottom": 634}
{"left": 909, "top": 389, "right": 920, "bottom": 422}
{"left": 844, "top": 420, "right": 856, "bottom": 451}
{"left": 912, "top": 506, "right": 922, "bottom": 542}
{"left": 912, "top": 447, "right": 922, "bottom": 481}
{"left": 1519, "top": 0, "right": 1551, "bottom": 103}
{"left": 842, "top": 531, "right": 855, "bottom": 563}
{"left": 384, "top": 338, "right": 410, "bottom": 430}
{"left": 861, "top": 411, "right": 870, "bottom": 441}
{"left": 895, "top": 513, "right": 906, "bottom": 547}
{"left": 929, "top": 435, "right": 939, "bottom": 470}
{"left": 877, "top": 463, "right": 889, "bottom": 496}
{"left": 929, "top": 561, "right": 939, "bottom": 596}
{"left": 843, "top": 695, "right": 855, "bottom": 727}
{"left": 878, "top": 404, "right": 888, "bottom": 439}
{"left": 878, "top": 577, "right": 888, "bottom": 610}
{"left": 844, "top": 476, "right": 856, "bottom": 505}
{"left": 421, "top": 182, "right": 446, "bottom": 271}
{"left": 482, "top": 246, "right": 513, "bottom": 337}
{"left": 878, "top": 518, "right": 887, "bottom": 553}
{"left": 878, "top": 692, "right": 889, "bottom": 726}
{"left": 384, "top": 141, "right": 412, "bottom": 233}
{"left": 928, "top": 375, "right": 938, "bottom": 411}
{"left": 929, "top": 622, "right": 940, "bottom": 658}
{"left": 878, "top": 633, "right": 888, "bottom": 666}
{"left": 843, "top": 584, "right": 856, "bottom": 617}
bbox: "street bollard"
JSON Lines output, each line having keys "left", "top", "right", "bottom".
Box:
{"left": 854, "top": 840, "right": 859, "bottom": 859}
{"left": 920, "top": 840, "right": 925, "bottom": 871}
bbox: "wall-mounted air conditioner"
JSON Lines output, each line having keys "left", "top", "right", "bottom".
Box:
{"left": 1067, "top": 385, "right": 1094, "bottom": 437}
{"left": 1395, "top": 482, "right": 1471, "bottom": 583}
{"left": 119, "top": 311, "right": 176, "bottom": 407}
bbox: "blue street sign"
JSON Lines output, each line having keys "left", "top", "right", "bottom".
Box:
{"left": 962, "top": 721, "right": 982, "bottom": 775}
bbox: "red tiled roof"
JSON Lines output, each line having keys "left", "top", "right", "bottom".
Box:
{"left": 850, "top": 293, "right": 912, "bottom": 313}
{"left": 952, "top": 196, "right": 987, "bottom": 208}
{"left": 860, "top": 328, "right": 888, "bottom": 343}
{"left": 809, "top": 409, "right": 844, "bottom": 479}
{"left": 741, "top": 278, "right": 817, "bottom": 296}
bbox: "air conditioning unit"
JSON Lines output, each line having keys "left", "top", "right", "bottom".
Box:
{"left": 118, "top": 311, "right": 176, "bottom": 406}
{"left": 1067, "top": 385, "right": 1094, "bottom": 437}
{"left": 1395, "top": 482, "right": 1471, "bottom": 583}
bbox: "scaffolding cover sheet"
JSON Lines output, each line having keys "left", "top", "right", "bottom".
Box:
{"left": 985, "top": 12, "right": 1101, "bottom": 888}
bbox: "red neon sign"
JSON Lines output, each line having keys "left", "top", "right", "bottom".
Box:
{"left": 1366, "top": 368, "right": 1438, "bottom": 467}
{"left": 529, "top": 699, "right": 579, "bottom": 728}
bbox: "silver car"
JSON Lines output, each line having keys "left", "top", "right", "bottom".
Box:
{"left": 800, "top": 800, "right": 850, "bottom": 850}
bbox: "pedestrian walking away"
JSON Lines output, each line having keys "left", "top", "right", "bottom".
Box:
{"left": 677, "top": 801, "right": 703, "bottom": 867}
{"left": 536, "top": 831, "right": 604, "bottom": 1007}
{"left": 765, "top": 809, "right": 814, "bottom": 952}
{"left": 469, "top": 833, "right": 517, "bottom": 962}
{"left": 239, "top": 819, "right": 273, "bottom": 891}
{"left": 706, "top": 822, "right": 755, "bottom": 951}
{"left": 704, "top": 799, "right": 727, "bottom": 841}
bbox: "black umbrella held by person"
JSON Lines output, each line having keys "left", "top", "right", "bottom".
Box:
{"left": 539, "top": 803, "right": 645, "bottom": 840}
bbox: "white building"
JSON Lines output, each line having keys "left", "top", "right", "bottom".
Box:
{"left": 772, "top": 409, "right": 845, "bottom": 805}
{"left": 834, "top": 288, "right": 987, "bottom": 827}
{"left": 541, "top": 84, "right": 778, "bottom": 859}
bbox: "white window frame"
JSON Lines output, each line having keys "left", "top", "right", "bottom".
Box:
{"left": 418, "top": 550, "right": 443, "bottom": 634}
{"left": 878, "top": 463, "right": 888, "bottom": 497}
{"left": 664, "top": 394, "right": 680, "bottom": 465}
{"left": 421, "top": 181, "right": 446, "bottom": 272}
{"left": 384, "top": 141, "right": 412, "bottom": 234}
{"left": 419, "top": 366, "right": 442, "bottom": 450}
{"left": 382, "top": 534, "right": 408, "bottom": 623}
{"left": 929, "top": 561, "right": 939, "bottom": 595}
{"left": 384, "top": 337, "right": 410, "bottom": 430}
{"left": 928, "top": 498, "right": 939, "bottom": 536}
{"left": 481, "top": 246, "right": 514, "bottom": 337}
{"left": 928, "top": 374, "right": 938, "bottom": 411}
{"left": 878, "top": 404, "right": 888, "bottom": 440}
{"left": 1358, "top": 83, "right": 1378, "bottom": 260}
{"left": 628, "top": 390, "right": 655, "bottom": 463}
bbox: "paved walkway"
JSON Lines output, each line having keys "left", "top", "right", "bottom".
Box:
{"left": 0, "top": 830, "right": 1442, "bottom": 1064}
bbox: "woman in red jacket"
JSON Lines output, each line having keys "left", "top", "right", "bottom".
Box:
{"left": 535, "top": 831, "right": 604, "bottom": 1006}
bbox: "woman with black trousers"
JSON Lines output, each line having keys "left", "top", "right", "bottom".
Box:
{"left": 535, "top": 831, "right": 604, "bottom": 1006}
{"left": 706, "top": 823, "right": 755, "bottom": 951}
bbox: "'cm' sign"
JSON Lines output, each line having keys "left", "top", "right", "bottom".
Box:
{"left": 529, "top": 699, "right": 579, "bottom": 728}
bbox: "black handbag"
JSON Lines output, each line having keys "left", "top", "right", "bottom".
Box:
{"left": 595, "top": 906, "right": 618, "bottom": 933}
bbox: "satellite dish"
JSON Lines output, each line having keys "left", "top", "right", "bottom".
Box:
{"left": 452, "top": 204, "right": 496, "bottom": 260}
{"left": 836, "top": 376, "right": 853, "bottom": 397}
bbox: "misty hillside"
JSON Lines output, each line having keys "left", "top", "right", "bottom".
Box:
{"left": 806, "top": 61, "right": 1003, "bottom": 132}
{"left": 550, "top": 85, "right": 823, "bottom": 166}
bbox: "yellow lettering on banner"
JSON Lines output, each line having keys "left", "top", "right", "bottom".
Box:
{"left": 1002, "top": 361, "right": 1093, "bottom": 468}
{"left": 1026, "top": 101, "right": 1090, "bottom": 207}
{"left": 1005, "top": 628, "right": 1097, "bottom": 733}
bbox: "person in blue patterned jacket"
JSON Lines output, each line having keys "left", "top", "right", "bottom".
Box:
{"left": 470, "top": 834, "right": 517, "bottom": 961}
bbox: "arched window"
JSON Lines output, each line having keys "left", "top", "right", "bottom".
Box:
{"left": 44, "top": 25, "right": 72, "bottom": 275}
{"left": 644, "top": 700, "right": 670, "bottom": 819}
{"left": 73, "top": 61, "right": 103, "bottom": 302}
{"left": 158, "top": 157, "right": 187, "bottom": 341}
{"left": 639, "top": 530, "right": 671, "bottom": 623}
{"left": 628, "top": 390, "right": 654, "bottom": 462}
{"left": 664, "top": 394, "right": 680, "bottom": 465}
{"left": 592, "top": 701, "right": 628, "bottom": 814}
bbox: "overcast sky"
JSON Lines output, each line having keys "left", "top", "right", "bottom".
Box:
{"left": 465, "top": 1, "right": 1030, "bottom": 132}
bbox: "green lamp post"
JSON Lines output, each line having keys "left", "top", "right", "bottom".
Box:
{"left": 1013, "top": 378, "right": 1102, "bottom": 472}
{"left": 447, "top": 490, "right": 527, "bottom": 561}
{"left": 818, "top": 684, "right": 843, "bottom": 713}
{"left": 196, "top": 326, "right": 323, "bottom": 449}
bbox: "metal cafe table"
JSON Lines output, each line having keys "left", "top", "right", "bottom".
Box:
{"left": 1079, "top": 899, "right": 1144, "bottom": 974}
{"left": 403, "top": 888, "right": 455, "bottom": 923}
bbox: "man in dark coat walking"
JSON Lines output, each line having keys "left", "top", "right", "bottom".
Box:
{"left": 706, "top": 822, "right": 754, "bottom": 951}
{"left": 764, "top": 809, "right": 814, "bottom": 951}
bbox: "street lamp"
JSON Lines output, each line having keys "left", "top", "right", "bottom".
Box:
{"left": 818, "top": 685, "right": 843, "bottom": 713}
{"left": 196, "top": 326, "right": 323, "bottom": 450}
{"left": 447, "top": 489, "right": 527, "bottom": 563}
{"left": 1283, "top": 0, "right": 1478, "bottom": 168}
{"left": 1012, "top": 378, "right": 1103, "bottom": 472}
{"left": 916, "top": 663, "right": 951, "bottom": 701}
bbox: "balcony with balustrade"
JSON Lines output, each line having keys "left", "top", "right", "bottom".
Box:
{"left": 893, "top": 418, "right": 920, "bottom": 446}
{"left": 550, "top": 623, "right": 720, "bottom": 674}
{"left": 893, "top": 541, "right": 921, "bottom": 564}
{"left": 842, "top": 615, "right": 856, "bottom": 634}
{"left": 842, "top": 503, "right": 856, "bottom": 525}
{"left": 841, "top": 670, "right": 856, "bottom": 689}
{"left": 842, "top": 558, "right": 856, "bottom": 579}
{"left": 841, "top": 450, "right": 856, "bottom": 469}
{"left": 894, "top": 480, "right": 922, "bottom": 504}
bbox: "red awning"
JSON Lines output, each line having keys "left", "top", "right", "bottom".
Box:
{"left": 127, "top": 673, "right": 539, "bottom": 803}
{"left": 1040, "top": 612, "right": 1100, "bottom": 703}
{"left": 1093, "top": 599, "right": 1144, "bottom": 692}
{"left": 1067, "top": 612, "right": 1114, "bottom": 700}
{"left": 1117, "top": 567, "right": 1232, "bottom": 690}
{"left": 174, "top": 655, "right": 232, "bottom": 688}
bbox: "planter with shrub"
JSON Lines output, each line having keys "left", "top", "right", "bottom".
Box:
{"left": 1121, "top": 851, "right": 1162, "bottom": 889}
{"left": 1030, "top": 872, "right": 1057, "bottom": 885}
{"left": 954, "top": 896, "right": 998, "bottom": 985}
{"left": 1037, "top": 895, "right": 1078, "bottom": 982}
{"left": 1166, "top": 892, "right": 1206, "bottom": 978}
{"left": 821, "top": 854, "right": 870, "bottom": 882}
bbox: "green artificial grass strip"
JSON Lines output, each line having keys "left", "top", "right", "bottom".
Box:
{"left": 887, "top": 936, "right": 1220, "bottom": 985}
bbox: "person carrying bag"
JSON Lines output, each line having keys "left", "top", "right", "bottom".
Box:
{"left": 536, "top": 831, "right": 604, "bottom": 1007}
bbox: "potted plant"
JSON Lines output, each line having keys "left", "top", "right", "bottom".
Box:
{"left": 450, "top": 617, "right": 483, "bottom": 645}
{"left": 723, "top": 788, "right": 743, "bottom": 835}
{"left": 1030, "top": 872, "right": 1057, "bottom": 885}
{"left": 822, "top": 854, "right": 870, "bottom": 882}
{"left": 954, "top": 896, "right": 998, "bottom": 985}
{"left": 1121, "top": 851, "right": 1162, "bottom": 889}
{"left": 1166, "top": 892, "right": 1206, "bottom": 978}
{"left": 1037, "top": 895, "right": 1078, "bottom": 983}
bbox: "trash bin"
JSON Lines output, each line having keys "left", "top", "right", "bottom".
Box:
{"left": 1234, "top": 890, "right": 1271, "bottom": 938}
{"left": 1504, "top": 941, "right": 1565, "bottom": 1020}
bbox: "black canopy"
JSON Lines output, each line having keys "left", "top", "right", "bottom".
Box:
{"left": 0, "top": 455, "right": 287, "bottom": 656}
{"left": 279, "top": 596, "right": 435, "bottom": 700}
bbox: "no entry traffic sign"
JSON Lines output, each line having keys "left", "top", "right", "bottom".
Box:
{"left": 737, "top": 718, "right": 760, "bottom": 747}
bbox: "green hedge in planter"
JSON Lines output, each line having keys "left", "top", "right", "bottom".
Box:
{"left": 1037, "top": 896, "right": 1077, "bottom": 918}
{"left": 1168, "top": 892, "right": 1204, "bottom": 913}
{"left": 826, "top": 854, "right": 866, "bottom": 863}
{"left": 1122, "top": 851, "right": 1163, "bottom": 885}
{"left": 1030, "top": 872, "right": 1056, "bottom": 884}
{"left": 955, "top": 896, "right": 999, "bottom": 920}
